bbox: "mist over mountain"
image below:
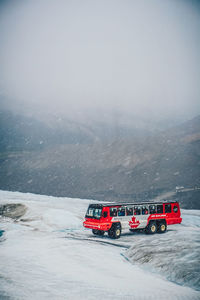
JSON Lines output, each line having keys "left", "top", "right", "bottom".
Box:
{"left": 0, "top": 0, "right": 200, "bottom": 120}
{"left": 0, "top": 109, "right": 199, "bottom": 209}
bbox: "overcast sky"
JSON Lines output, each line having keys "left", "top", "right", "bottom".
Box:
{"left": 0, "top": 0, "right": 199, "bottom": 121}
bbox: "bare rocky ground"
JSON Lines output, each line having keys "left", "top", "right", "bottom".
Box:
{"left": 0, "top": 203, "right": 27, "bottom": 219}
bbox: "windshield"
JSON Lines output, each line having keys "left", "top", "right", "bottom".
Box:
{"left": 86, "top": 205, "right": 102, "bottom": 219}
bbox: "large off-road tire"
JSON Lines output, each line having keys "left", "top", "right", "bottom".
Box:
{"left": 146, "top": 221, "right": 157, "bottom": 234}
{"left": 92, "top": 229, "right": 98, "bottom": 235}
{"left": 108, "top": 223, "right": 121, "bottom": 239}
{"left": 92, "top": 229, "right": 104, "bottom": 236}
{"left": 158, "top": 221, "right": 167, "bottom": 233}
{"left": 98, "top": 230, "right": 105, "bottom": 236}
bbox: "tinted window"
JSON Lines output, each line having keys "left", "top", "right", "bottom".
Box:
{"left": 110, "top": 208, "right": 117, "bottom": 217}
{"left": 165, "top": 204, "right": 171, "bottom": 213}
{"left": 149, "top": 205, "right": 156, "bottom": 214}
{"left": 134, "top": 206, "right": 141, "bottom": 215}
{"left": 118, "top": 207, "right": 125, "bottom": 216}
{"left": 173, "top": 205, "right": 178, "bottom": 213}
{"left": 86, "top": 207, "right": 102, "bottom": 219}
{"left": 126, "top": 207, "right": 133, "bottom": 216}
{"left": 157, "top": 205, "right": 163, "bottom": 214}
{"left": 142, "top": 206, "right": 148, "bottom": 215}
{"left": 87, "top": 208, "right": 94, "bottom": 217}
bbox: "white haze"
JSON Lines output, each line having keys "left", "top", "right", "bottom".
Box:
{"left": 0, "top": 0, "right": 200, "bottom": 121}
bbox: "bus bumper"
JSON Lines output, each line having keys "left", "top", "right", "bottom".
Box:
{"left": 83, "top": 221, "right": 111, "bottom": 231}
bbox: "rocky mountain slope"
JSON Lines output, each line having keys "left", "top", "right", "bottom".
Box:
{"left": 0, "top": 110, "right": 199, "bottom": 208}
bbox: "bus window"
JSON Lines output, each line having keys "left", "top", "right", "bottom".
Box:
{"left": 126, "top": 207, "right": 133, "bottom": 216}
{"left": 142, "top": 206, "right": 148, "bottom": 215}
{"left": 86, "top": 205, "right": 102, "bottom": 219}
{"left": 134, "top": 206, "right": 141, "bottom": 215}
{"left": 93, "top": 208, "right": 102, "bottom": 218}
{"left": 118, "top": 207, "right": 125, "bottom": 216}
{"left": 165, "top": 204, "right": 171, "bottom": 213}
{"left": 173, "top": 205, "right": 178, "bottom": 213}
{"left": 149, "top": 205, "right": 156, "bottom": 214}
{"left": 110, "top": 207, "right": 117, "bottom": 217}
{"left": 157, "top": 205, "right": 163, "bottom": 214}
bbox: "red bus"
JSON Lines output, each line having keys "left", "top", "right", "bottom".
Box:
{"left": 83, "top": 201, "right": 182, "bottom": 238}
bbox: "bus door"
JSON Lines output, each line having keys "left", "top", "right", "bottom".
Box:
{"left": 165, "top": 203, "right": 180, "bottom": 225}
{"left": 133, "top": 205, "right": 149, "bottom": 229}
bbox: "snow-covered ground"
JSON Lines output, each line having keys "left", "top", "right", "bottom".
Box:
{"left": 0, "top": 190, "right": 199, "bottom": 300}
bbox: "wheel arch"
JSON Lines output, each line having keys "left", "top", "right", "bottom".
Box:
{"left": 155, "top": 219, "right": 167, "bottom": 226}
{"left": 111, "top": 221, "right": 121, "bottom": 229}
{"left": 147, "top": 218, "right": 166, "bottom": 226}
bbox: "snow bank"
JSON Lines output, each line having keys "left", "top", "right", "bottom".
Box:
{"left": 125, "top": 210, "right": 200, "bottom": 291}
{"left": 42, "top": 208, "right": 80, "bottom": 229}
{"left": 0, "top": 190, "right": 199, "bottom": 300}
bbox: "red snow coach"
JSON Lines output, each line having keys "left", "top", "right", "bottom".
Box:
{"left": 83, "top": 201, "right": 182, "bottom": 239}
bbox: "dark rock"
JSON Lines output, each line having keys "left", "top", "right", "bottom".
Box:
{"left": 0, "top": 204, "right": 27, "bottom": 219}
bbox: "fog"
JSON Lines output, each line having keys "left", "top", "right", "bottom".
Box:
{"left": 0, "top": 0, "right": 200, "bottom": 121}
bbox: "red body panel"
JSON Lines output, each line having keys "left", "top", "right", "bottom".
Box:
{"left": 83, "top": 201, "right": 182, "bottom": 233}
{"left": 83, "top": 220, "right": 112, "bottom": 231}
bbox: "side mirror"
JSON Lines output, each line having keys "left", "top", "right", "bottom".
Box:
{"left": 103, "top": 212, "right": 108, "bottom": 218}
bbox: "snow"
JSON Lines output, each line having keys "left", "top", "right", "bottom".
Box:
{"left": 0, "top": 190, "right": 200, "bottom": 300}
{"left": 125, "top": 211, "right": 200, "bottom": 290}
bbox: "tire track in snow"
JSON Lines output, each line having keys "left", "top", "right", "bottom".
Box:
{"left": 62, "top": 231, "right": 130, "bottom": 248}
